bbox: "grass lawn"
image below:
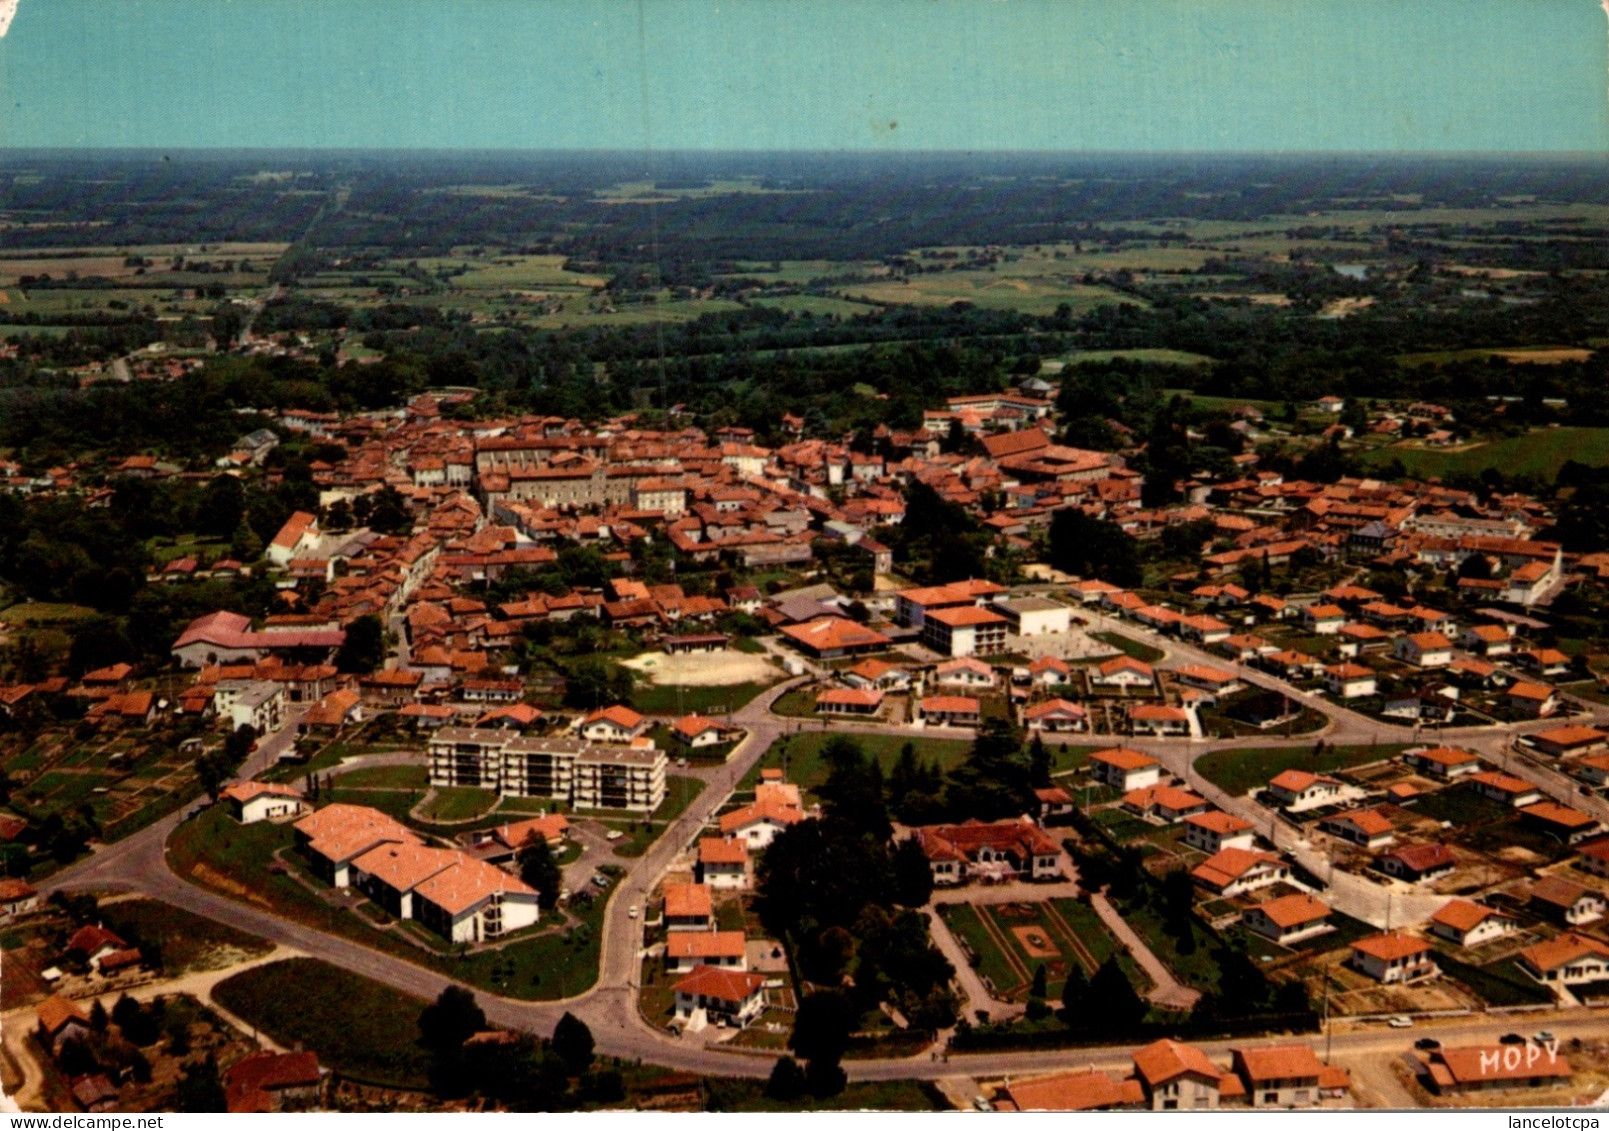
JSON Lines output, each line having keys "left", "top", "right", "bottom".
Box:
{"left": 1092, "top": 631, "right": 1164, "bottom": 663}
{"left": 1408, "top": 783, "right": 1511, "bottom": 825}
{"left": 1194, "top": 743, "right": 1408, "bottom": 796}
{"left": 1359, "top": 427, "right": 1609, "bottom": 481}
{"left": 744, "top": 730, "right": 973, "bottom": 798}
{"left": 1112, "top": 897, "right": 1225, "bottom": 993}
{"left": 97, "top": 898, "right": 273, "bottom": 974}
{"left": 323, "top": 787, "right": 420, "bottom": 824}
{"left": 417, "top": 787, "right": 500, "bottom": 822}
{"left": 334, "top": 764, "right": 429, "bottom": 789}
{"left": 0, "top": 601, "right": 99, "bottom": 625}
{"left": 939, "top": 902, "right": 1024, "bottom": 998}
{"left": 168, "top": 805, "right": 604, "bottom": 1000}
{"left": 632, "top": 681, "right": 771, "bottom": 716}
{"left": 769, "top": 687, "right": 821, "bottom": 719}
{"left": 212, "top": 958, "right": 433, "bottom": 1088}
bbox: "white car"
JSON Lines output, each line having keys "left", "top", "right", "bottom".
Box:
{"left": 1387, "top": 1015, "right": 1413, "bottom": 1029}
{"left": 627, "top": 905, "right": 639, "bottom": 919}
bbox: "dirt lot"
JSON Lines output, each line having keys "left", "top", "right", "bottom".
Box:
{"left": 622, "top": 649, "right": 780, "bottom": 687}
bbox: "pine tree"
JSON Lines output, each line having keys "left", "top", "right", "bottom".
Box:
{"left": 551, "top": 1012, "right": 595, "bottom": 1075}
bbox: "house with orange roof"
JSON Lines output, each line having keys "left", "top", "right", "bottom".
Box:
{"left": 1528, "top": 876, "right": 1605, "bottom": 926}
{"left": 1129, "top": 703, "right": 1192, "bottom": 737}
{"left": 1129, "top": 1038, "right": 1234, "bottom": 1110}
{"left": 670, "top": 714, "right": 736, "bottom": 749}
{"left": 1183, "top": 810, "right": 1256, "bottom": 854}
{"left": 35, "top": 995, "right": 92, "bottom": 1055}
{"left": 697, "top": 837, "right": 750, "bottom": 889}
{"left": 815, "top": 687, "right": 884, "bottom": 716}
{"left": 916, "top": 695, "right": 981, "bottom": 727}
{"left": 1428, "top": 899, "right": 1518, "bottom": 948}
{"left": 412, "top": 852, "right": 541, "bottom": 943}
{"left": 1089, "top": 747, "right": 1160, "bottom": 792}
{"left": 579, "top": 704, "right": 649, "bottom": 744}
{"left": 719, "top": 798, "right": 805, "bottom": 849}
{"left": 1265, "top": 770, "right": 1343, "bottom": 810}
{"left": 1516, "top": 932, "right": 1609, "bottom": 991}
{"left": 672, "top": 965, "right": 767, "bottom": 1029}
{"left": 222, "top": 780, "right": 308, "bottom": 824}
{"left": 1318, "top": 807, "right": 1395, "bottom": 849}
{"left": 267, "top": 510, "right": 320, "bottom": 567}
{"left": 0, "top": 878, "right": 38, "bottom": 922}
{"left": 1023, "top": 697, "right": 1087, "bottom": 734}
{"left": 662, "top": 882, "right": 714, "bottom": 932}
{"left": 932, "top": 656, "right": 997, "bottom": 690}
{"left": 224, "top": 1049, "right": 324, "bottom": 1114}
{"left": 778, "top": 616, "right": 892, "bottom": 659}
{"left": 910, "top": 818, "right": 1062, "bottom": 886}
{"left": 1470, "top": 770, "right": 1543, "bottom": 808}
{"left": 1241, "top": 893, "right": 1331, "bottom": 946}
{"left": 300, "top": 687, "right": 362, "bottom": 732}
{"left": 294, "top": 803, "right": 420, "bottom": 887}
{"left": 995, "top": 1069, "right": 1145, "bottom": 1113}
{"left": 1520, "top": 801, "right": 1602, "bottom": 845}
{"left": 1506, "top": 681, "right": 1560, "bottom": 718}
{"left": 1091, "top": 655, "right": 1155, "bottom": 689}
{"left": 1403, "top": 745, "right": 1480, "bottom": 780}
{"left": 1191, "top": 847, "right": 1288, "bottom": 896}
{"left": 1027, "top": 655, "right": 1071, "bottom": 687}
{"left": 842, "top": 657, "right": 912, "bottom": 691}
{"left": 1231, "top": 1043, "right": 1328, "bottom": 1108}
{"left": 665, "top": 930, "right": 748, "bottom": 974}
{"left": 1321, "top": 662, "right": 1376, "bottom": 699}
{"left": 1532, "top": 724, "right": 1609, "bottom": 761}
{"left": 1121, "top": 785, "right": 1209, "bottom": 824}
{"left": 1300, "top": 604, "right": 1347, "bottom": 634}
{"left": 1392, "top": 631, "right": 1454, "bottom": 668}
{"left": 1423, "top": 1044, "right": 1573, "bottom": 1096}
{"left": 921, "top": 605, "right": 1009, "bottom": 657}
{"left": 1349, "top": 932, "right": 1438, "bottom": 984}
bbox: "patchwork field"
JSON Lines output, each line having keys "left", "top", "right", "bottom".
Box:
{"left": 1360, "top": 427, "right": 1609, "bottom": 481}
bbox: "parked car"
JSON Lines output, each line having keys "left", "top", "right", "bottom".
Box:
{"left": 627, "top": 905, "right": 639, "bottom": 919}
{"left": 1387, "top": 1015, "right": 1413, "bottom": 1029}
{"left": 1535, "top": 1031, "right": 1555, "bottom": 1044}
{"left": 1500, "top": 1033, "right": 1526, "bottom": 1045}
{"left": 1414, "top": 1038, "right": 1441, "bottom": 1051}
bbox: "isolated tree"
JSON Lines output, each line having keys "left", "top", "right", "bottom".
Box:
{"left": 419, "top": 985, "right": 486, "bottom": 1054}
{"left": 765, "top": 1055, "right": 807, "bottom": 1101}
{"left": 551, "top": 1012, "right": 595, "bottom": 1075}
{"left": 517, "top": 833, "right": 564, "bottom": 910}
{"left": 175, "top": 1054, "right": 227, "bottom": 1112}
{"left": 1086, "top": 957, "right": 1146, "bottom": 1034}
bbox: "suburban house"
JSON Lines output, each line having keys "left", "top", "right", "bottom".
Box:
{"left": 1348, "top": 932, "right": 1439, "bottom": 984}
{"left": 842, "top": 658, "right": 912, "bottom": 691}
{"left": 1092, "top": 656, "right": 1156, "bottom": 689}
{"left": 1532, "top": 725, "right": 1609, "bottom": 760}
{"left": 1470, "top": 771, "right": 1544, "bottom": 808}
{"left": 1183, "top": 811, "right": 1257, "bottom": 854}
{"left": 916, "top": 695, "right": 982, "bottom": 727}
{"left": 1429, "top": 899, "right": 1519, "bottom": 948}
{"left": 35, "top": 996, "right": 93, "bottom": 1055}
{"left": 1034, "top": 786, "right": 1076, "bottom": 822}
{"left": 1191, "top": 847, "right": 1289, "bottom": 897}
{"left": 1129, "top": 703, "right": 1192, "bottom": 737}
{"left": 223, "top": 1050, "right": 325, "bottom": 1114}
{"left": 222, "top": 781, "right": 309, "bottom": 825}
{"left": 663, "top": 882, "right": 714, "bottom": 932}
{"left": 1321, "top": 663, "right": 1376, "bottom": 699}
{"left": 664, "top": 930, "right": 748, "bottom": 974}
{"left": 718, "top": 798, "right": 805, "bottom": 849}
{"left": 1123, "top": 785, "right": 1209, "bottom": 823}
{"left": 1376, "top": 843, "right": 1457, "bottom": 883}
{"left": 1520, "top": 801, "right": 1602, "bottom": 845}
{"left": 1264, "top": 770, "right": 1342, "bottom": 811}
{"left": 1130, "top": 1038, "right": 1235, "bottom": 1111}
{"left": 1171, "top": 663, "right": 1242, "bottom": 698}
{"left": 1393, "top": 632, "right": 1454, "bottom": 668}
{"left": 816, "top": 687, "right": 884, "bottom": 716}
{"left": 1516, "top": 933, "right": 1609, "bottom": 991}
{"left": 672, "top": 965, "right": 767, "bottom": 1030}
{"left": 670, "top": 714, "right": 736, "bottom": 749}
{"left": 1300, "top": 604, "right": 1347, "bottom": 634}
{"left": 1403, "top": 746, "right": 1480, "bottom": 780}
{"left": 1023, "top": 698, "right": 1088, "bottom": 733}
{"left": 579, "top": 705, "right": 650, "bottom": 744}
{"left": 0, "top": 878, "right": 39, "bottom": 922}
{"left": 1506, "top": 682, "right": 1560, "bottom": 718}
{"left": 932, "top": 657, "right": 997, "bottom": 690}
{"left": 994, "top": 1069, "right": 1145, "bottom": 1113}
{"left": 697, "top": 837, "right": 750, "bottom": 889}
{"left": 1423, "top": 1045, "right": 1573, "bottom": 1096}
{"left": 1089, "top": 747, "right": 1161, "bottom": 792}
{"left": 911, "top": 818, "right": 1062, "bottom": 886}
{"left": 1318, "top": 808, "right": 1395, "bottom": 849}
{"left": 294, "top": 803, "right": 417, "bottom": 887}
{"left": 778, "top": 616, "right": 892, "bottom": 659}
{"left": 1241, "top": 893, "right": 1332, "bottom": 945}
{"left": 1231, "top": 1044, "right": 1328, "bottom": 1108}
{"left": 1027, "top": 655, "right": 1072, "bottom": 687}
{"left": 1528, "top": 876, "right": 1606, "bottom": 926}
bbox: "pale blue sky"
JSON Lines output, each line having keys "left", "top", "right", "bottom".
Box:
{"left": 0, "top": 0, "right": 1604, "bottom": 151}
